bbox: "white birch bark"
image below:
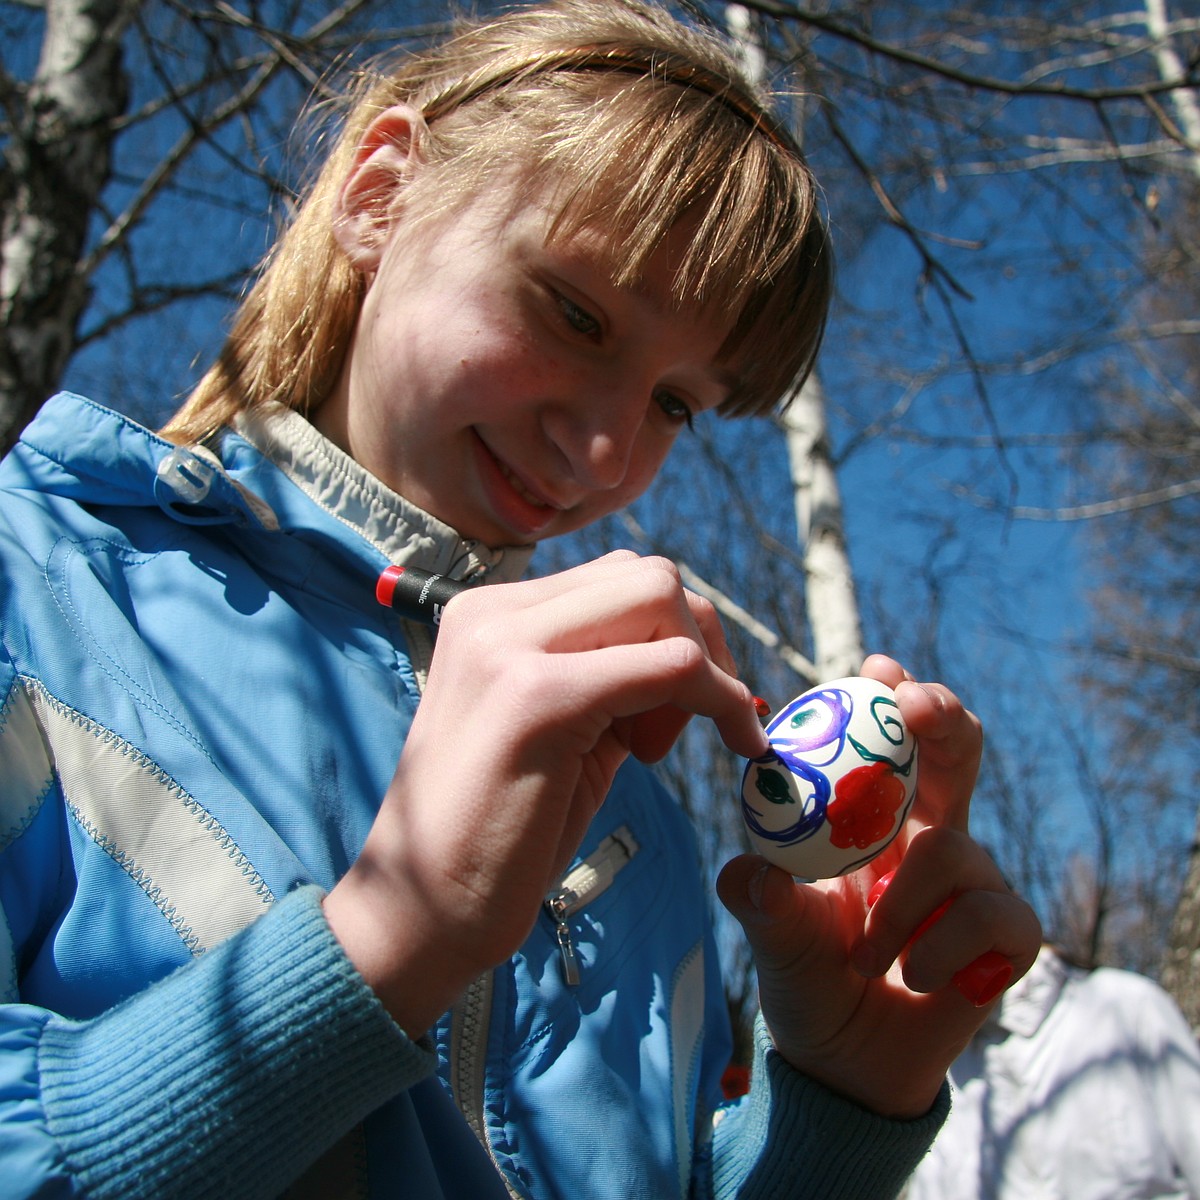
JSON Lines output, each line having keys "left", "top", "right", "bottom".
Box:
{"left": 779, "top": 372, "right": 866, "bottom": 681}
{"left": 1, "top": 0, "right": 141, "bottom": 450}
{"left": 1145, "top": 0, "right": 1200, "bottom": 177}
{"left": 726, "top": 3, "right": 866, "bottom": 684}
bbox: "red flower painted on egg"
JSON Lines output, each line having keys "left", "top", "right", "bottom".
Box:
{"left": 826, "top": 761, "right": 906, "bottom": 850}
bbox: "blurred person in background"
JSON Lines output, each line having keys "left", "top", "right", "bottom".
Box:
{"left": 903, "top": 942, "right": 1200, "bottom": 1200}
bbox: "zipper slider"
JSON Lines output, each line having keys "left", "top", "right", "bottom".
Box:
{"left": 548, "top": 895, "right": 582, "bottom": 987}
{"left": 543, "top": 824, "right": 640, "bottom": 988}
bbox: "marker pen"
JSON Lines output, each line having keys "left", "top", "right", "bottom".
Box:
{"left": 376, "top": 565, "right": 474, "bottom": 626}
{"left": 375, "top": 565, "right": 774, "bottom": 721}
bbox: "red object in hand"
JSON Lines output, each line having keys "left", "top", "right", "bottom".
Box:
{"left": 868, "top": 871, "right": 1013, "bottom": 1007}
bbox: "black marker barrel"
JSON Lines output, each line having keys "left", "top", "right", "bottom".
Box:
{"left": 375, "top": 566, "right": 472, "bottom": 626}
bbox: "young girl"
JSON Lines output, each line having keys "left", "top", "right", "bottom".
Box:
{"left": 0, "top": 2, "right": 1040, "bottom": 1197}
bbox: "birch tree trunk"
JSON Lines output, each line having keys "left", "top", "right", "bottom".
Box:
{"left": 780, "top": 372, "right": 866, "bottom": 681}
{"left": 1144, "top": 0, "right": 1200, "bottom": 1031}
{"left": 0, "top": 0, "right": 141, "bottom": 453}
{"left": 726, "top": 3, "right": 865, "bottom": 685}
{"left": 1162, "top": 805, "right": 1200, "bottom": 1032}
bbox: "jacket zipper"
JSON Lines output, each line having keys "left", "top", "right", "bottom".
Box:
{"left": 451, "top": 973, "right": 526, "bottom": 1197}
{"left": 450, "top": 824, "right": 639, "bottom": 1197}
{"left": 544, "top": 824, "right": 640, "bottom": 987}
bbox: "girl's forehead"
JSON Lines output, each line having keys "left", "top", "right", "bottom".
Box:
{"left": 399, "top": 163, "right": 759, "bottom": 385}
{"left": 408, "top": 152, "right": 703, "bottom": 277}
{"left": 408, "top": 170, "right": 634, "bottom": 277}
{"left": 546, "top": 211, "right": 718, "bottom": 316}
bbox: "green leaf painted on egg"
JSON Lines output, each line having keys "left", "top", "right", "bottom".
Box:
{"left": 755, "top": 767, "right": 794, "bottom": 806}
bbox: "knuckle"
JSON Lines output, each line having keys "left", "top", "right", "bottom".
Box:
{"left": 660, "top": 634, "right": 706, "bottom": 676}
{"left": 639, "top": 554, "right": 683, "bottom": 586}
{"left": 636, "top": 562, "right": 685, "bottom": 609}
{"left": 903, "top": 823, "right": 967, "bottom": 869}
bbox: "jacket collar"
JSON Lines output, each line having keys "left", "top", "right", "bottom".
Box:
{"left": 988, "top": 944, "right": 1069, "bottom": 1039}
{"left": 233, "top": 404, "right": 535, "bottom": 585}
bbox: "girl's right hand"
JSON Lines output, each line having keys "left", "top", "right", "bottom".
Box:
{"left": 323, "top": 551, "right": 766, "bottom": 1035}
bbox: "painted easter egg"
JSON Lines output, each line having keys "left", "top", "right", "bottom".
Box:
{"left": 740, "top": 677, "right": 918, "bottom": 879}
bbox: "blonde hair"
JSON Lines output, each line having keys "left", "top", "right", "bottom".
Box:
{"left": 162, "top": 0, "right": 831, "bottom": 444}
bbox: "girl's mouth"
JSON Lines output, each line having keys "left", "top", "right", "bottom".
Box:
{"left": 497, "top": 459, "right": 553, "bottom": 509}
{"left": 472, "top": 432, "right": 563, "bottom": 539}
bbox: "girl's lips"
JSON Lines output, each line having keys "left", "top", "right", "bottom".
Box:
{"left": 472, "top": 433, "right": 563, "bottom": 538}
{"left": 497, "top": 458, "right": 553, "bottom": 508}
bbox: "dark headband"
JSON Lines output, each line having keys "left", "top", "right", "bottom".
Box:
{"left": 420, "top": 44, "right": 801, "bottom": 157}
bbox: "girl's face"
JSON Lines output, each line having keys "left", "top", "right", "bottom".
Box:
{"left": 316, "top": 179, "right": 737, "bottom": 546}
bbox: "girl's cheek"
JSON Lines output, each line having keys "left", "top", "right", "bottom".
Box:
{"left": 616, "top": 449, "right": 669, "bottom": 507}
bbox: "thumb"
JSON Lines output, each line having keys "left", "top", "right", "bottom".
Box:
{"left": 716, "top": 855, "right": 828, "bottom": 970}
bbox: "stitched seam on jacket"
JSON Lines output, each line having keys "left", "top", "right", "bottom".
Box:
{"left": 25, "top": 679, "right": 275, "bottom": 955}
{"left": 0, "top": 678, "right": 55, "bottom": 852}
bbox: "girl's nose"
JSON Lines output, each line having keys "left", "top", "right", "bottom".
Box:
{"left": 576, "top": 423, "right": 638, "bottom": 490}
{"left": 548, "top": 384, "right": 645, "bottom": 491}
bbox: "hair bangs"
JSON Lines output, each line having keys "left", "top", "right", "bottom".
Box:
{"left": 527, "top": 78, "right": 831, "bottom": 416}
{"left": 452, "top": 75, "right": 830, "bottom": 416}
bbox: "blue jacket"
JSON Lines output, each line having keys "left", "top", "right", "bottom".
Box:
{"left": 0, "top": 393, "right": 947, "bottom": 1199}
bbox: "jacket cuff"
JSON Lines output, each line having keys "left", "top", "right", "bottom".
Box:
{"left": 38, "top": 884, "right": 433, "bottom": 1198}
{"left": 710, "top": 1016, "right": 950, "bottom": 1200}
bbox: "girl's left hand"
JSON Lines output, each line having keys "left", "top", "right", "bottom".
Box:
{"left": 716, "top": 654, "right": 1042, "bottom": 1119}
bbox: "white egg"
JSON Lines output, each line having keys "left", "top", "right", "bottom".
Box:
{"left": 740, "top": 676, "right": 918, "bottom": 879}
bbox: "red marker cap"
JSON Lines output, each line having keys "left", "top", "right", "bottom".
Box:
{"left": 376, "top": 564, "right": 404, "bottom": 608}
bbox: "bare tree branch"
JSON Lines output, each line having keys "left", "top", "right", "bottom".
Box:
{"left": 739, "top": 0, "right": 1200, "bottom": 102}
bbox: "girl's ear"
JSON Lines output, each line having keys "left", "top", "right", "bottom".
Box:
{"left": 333, "top": 103, "right": 428, "bottom": 271}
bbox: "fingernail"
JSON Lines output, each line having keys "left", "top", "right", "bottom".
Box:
{"left": 953, "top": 951, "right": 1013, "bottom": 1007}
{"left": 851, "top": 940, "right": 885, "bottom": 978}
{"left": 753, "top": 695, "right": 771, "bottom": 720}
{"left": 867, "top": 870, "right": 895, "bottom": 908}
{"left": 748, "top": 860, "right": 770, "bottom": 911}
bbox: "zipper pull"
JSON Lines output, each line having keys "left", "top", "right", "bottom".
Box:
{"left": 542, "top": 826, "right": 640, "bottom": 989}
{"left": 547, "top": 894, "right": 581, "bottom": 987}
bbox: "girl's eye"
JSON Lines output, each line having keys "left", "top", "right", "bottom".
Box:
{"left": 655, "top": 390, "right": 695, "bottom": 430}
{"left": 558, "top": 294, "right": 601, "bottom": 338}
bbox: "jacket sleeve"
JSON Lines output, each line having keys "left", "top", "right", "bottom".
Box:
{"left": 0, "top": 885, "right": 436, "bottom": 1200}
{"left": 704, "top": 1015, "right": 950, "bottom": 1200}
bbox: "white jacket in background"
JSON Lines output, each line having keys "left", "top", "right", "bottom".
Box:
{"left": 904, "top": 944, "right": 1200, "bottom": 1200}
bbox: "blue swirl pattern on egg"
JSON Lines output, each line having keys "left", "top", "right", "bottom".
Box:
{"left": 740, "top": 677, "right": 918, "bottom": 879}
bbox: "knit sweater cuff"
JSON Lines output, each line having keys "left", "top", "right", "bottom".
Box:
{"left": 38, "top": 884, "right": 434, "bottom": 1199}
{"left": 711, "top": 1016, "right": 950, "bottom": 1200}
